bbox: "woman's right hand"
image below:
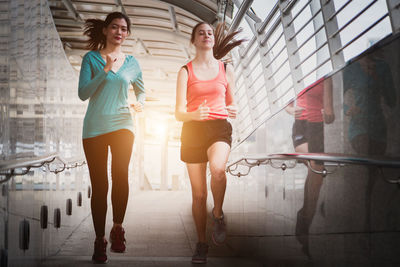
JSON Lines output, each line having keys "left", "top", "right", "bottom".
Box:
{"left": 104, "top": 54, "right": 116, "bottom": 73}
{"left": 285, "top": 105, "right": 304, "bottom": 118}
{"left": 294, "top": 106, "right": 305, "bottom": 118}
{"left": 191, "top": 100, "right": 209, "bottom": 121}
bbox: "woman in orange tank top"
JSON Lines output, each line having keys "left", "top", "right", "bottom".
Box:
{"left": 175, "top": 22, "right": 245, "bottom": 264}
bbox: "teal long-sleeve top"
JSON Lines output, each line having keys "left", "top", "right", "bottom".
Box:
{"left": 78, "top": 50, "right": 145, "bottom": 139}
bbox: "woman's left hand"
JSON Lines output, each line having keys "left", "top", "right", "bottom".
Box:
{"left": 226, "top": 105, "right": 237, "bottom": 119}
{"left": 323, "top": 109, "right": 335, "bottom": 124}
{"left": 131, "top": 102, "right": 143, "bottom": 112}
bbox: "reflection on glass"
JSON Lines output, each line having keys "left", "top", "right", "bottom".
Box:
{"left": 343, "top": 46, "right": 397, "bottom": 232}
{"left": 343, "top": 51, "right": 396, "bottom": 156}
{"left": 285, "top": 77, "right": 334, "bottom": 257}
{"left": 0, "top": 0, "right": 83, "bottom": 161}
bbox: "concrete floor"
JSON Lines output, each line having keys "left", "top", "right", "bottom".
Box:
{"left": 40, "top": 190, "right": 265, "bottom": 267}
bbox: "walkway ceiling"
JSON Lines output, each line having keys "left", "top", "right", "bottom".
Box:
{"left": 49, "top": 0, "right": 234, "bottom": 119}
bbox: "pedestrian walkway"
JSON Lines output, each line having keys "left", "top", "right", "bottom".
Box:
{"left": 40, "top": 191, "right": 265, "bottom": 267}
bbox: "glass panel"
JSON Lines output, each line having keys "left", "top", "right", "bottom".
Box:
{"left": 1, "top": 0, "right": 90, "bottom": 264}
{"left": 229, "top": 34, "right": 400, "bottom": 264}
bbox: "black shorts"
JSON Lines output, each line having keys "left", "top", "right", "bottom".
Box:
{"left": 292, "top": 119, "right": 324, "bottom": 153}
{"left": 180, "top": 119, "right": 232, "bottom": 163}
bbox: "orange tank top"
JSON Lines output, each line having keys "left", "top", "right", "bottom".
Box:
{"left": 186, "top": 61, "right": 229, "bottom": 120}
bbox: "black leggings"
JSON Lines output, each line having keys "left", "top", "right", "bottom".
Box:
{"left": 83, "top": 129, "right": 134, "bottom": 238}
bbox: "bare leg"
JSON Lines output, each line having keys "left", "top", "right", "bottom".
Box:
{"left": 186, "top": 163, "right": 208, "bottom": 243}
{"left": 295, "top": 142, "right": 323, "bottom": 258}
{"left": 351, "top": 135, "right": 386, "bottom": 231}
{"left": 207, "top": 141, "right": 231, "bottom": 218}
{"left": 302, "top": 161, "right": 324, "bottom": 226}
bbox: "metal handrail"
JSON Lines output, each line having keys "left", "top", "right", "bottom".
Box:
{"left": 327, "top": 0, "right": 352, "bottom": 22}
{"left": 226, "top": 153, "right": 400, "bottom": 184}
{"left": 296, "top": 57, "right": 331, "bottom": 83}
{"left": 286, "top": 0, "right": 313, "bottom": 27}
{"left": 263, "top": 31, "right": 284, "bottom": 56}
{"left": 334, "top": 13, "right": 389, "bottom": 55}
{"left": 292, "top": 24, "right": 325, "bottom": 56}
{"left": 265, "top": 43, "right": 287, "bottom": 69}
{"left": 0, "top": 153, "right": 86, "bottom": 184}
{"left": 261, "top": 16, "right": 281, "bottom": 46}
{"left": 329, "top": 0, "right": 378, "bottom": 39}
{"left": 294, "top": 40, "right": 327, "bottom": 69}
{"left": 272, "top": 86, "right": 294, "bottom": 104}
{"left": 257, "top": 1, "right": 279, "bottom": 34}
{"left": 269, "top": 71, "right": 291, "bottom": 92}
{"left": 288, "top": 8, "right": 322, "bottom": 41}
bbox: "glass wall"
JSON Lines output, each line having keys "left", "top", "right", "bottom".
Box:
{"left": 0, "top": 0, "right": 89, "bottom": 266}
{"left": 226, "top": 32, "right": 400, "bottom": 265}
{"left": 0, "top": 0, "right": 84, "bottom": 160}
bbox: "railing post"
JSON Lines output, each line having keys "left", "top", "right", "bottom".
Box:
{"left": 310, "top": 0, "right": 332, "bottom": 77}
{"left": 255, "top": 19, "right": 279, "bottom": 114}
{"left": 278, "top": 0, "right": 305, "bottom": 95}
{"left": 237, "top": 46, "right": 257, "bottom": 130}
{"left": 386, "top": 0, "right": 400, "bottom": 33}
{"left": 319, "top": 0, "right": 345, "bottom": 154}
{"left": 319, "top": 0, "right": 344, "bottom": 69}
{"left": 230, "top": 0, "right": 254, "bottom": 32}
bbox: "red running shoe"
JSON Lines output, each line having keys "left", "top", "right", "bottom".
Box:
{"left": 109, "top": 226, "right": 126, "bottom": 253}
{"left": 92, "top": 238, "right": 108, "bottom": 263}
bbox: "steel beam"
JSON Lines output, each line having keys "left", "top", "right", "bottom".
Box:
{"left": 114, "top": 0, "right": 127, "bottom": 15}
{"left": 230, "top": 0, "right": 254, "bottom": 32}
{"left": 156, "top": 0, "right": 216, "bottom": 23}
{"left": 61, "top": 0, "right": 83, "bottom": 22}
{"left": 168, "top": 6, "right": 179, "bottom": 32}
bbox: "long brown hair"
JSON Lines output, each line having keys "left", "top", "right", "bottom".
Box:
{"left": 190, "top": 22, "right": 246, "bottom": 60}
{"left": 83, "top": 12, "right": 131, "bottom": 51}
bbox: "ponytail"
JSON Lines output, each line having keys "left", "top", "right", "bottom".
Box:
{"left": 83, "top": 12, "right": 131, "bottom": 51}
{"left": 83, "top": 19, "right": 106, "bottom": 50}
{"left": 213, "top": 23, "right": 245, "bottom": 60}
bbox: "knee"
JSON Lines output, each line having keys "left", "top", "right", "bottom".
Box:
{"left": 211, "top": 167, "right": 226, "bottom": 182}
{"left": 192, "top": 191, "right": 207, "bottom": 204}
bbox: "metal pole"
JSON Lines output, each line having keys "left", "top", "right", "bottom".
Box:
{"left": 229, "top": 0, "right": 254, "bottom": 32}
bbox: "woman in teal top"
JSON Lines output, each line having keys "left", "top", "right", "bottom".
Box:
{"left": 78, "top": 12, "right": 145, "bottom": 263}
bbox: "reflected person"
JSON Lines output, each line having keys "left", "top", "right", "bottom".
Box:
{"left": 78, "top": 12, "right": 145, "bottom": 263}
{"left": 285, "top": 77, "right": 334, "bottom": 256}
{"left": 343, "top": 51, "right": 396, "bottom": 155}
{"left": 343, "top": 51, "right": 396, "bottom": 231}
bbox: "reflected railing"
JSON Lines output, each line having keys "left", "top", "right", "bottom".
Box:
{"left": 0, "top": 154, "right": 86, "bottom": 184}
{"left": 0, "top": 153, "right": 87, "bottom": 267}
{"left": 226, "top": 24, "right": 400, "bottom": 262}
{"left": 227, "top": 153, "right": 400, "bottom": 184}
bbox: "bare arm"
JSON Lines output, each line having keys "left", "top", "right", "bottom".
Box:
{"left": 285, "top": 101, "right": 304, "bottom": 118}
{"left": 323, "top": 77, "right": 335, "bottom": 124}
{"left": 175, "top": 67, "right": 209, "bottom": 122}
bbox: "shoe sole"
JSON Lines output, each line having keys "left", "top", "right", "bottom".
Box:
{"left": 109, "top": 238, "right": 126, "bottom": 253}
{"left": 92, "top": 259, "right": 108, "bottom": 264}
{"left": 110, "top": 248, "right": 126, "bottom": 253}
{"left": 191, "top": 259, "right": 207, "bottom": 264}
